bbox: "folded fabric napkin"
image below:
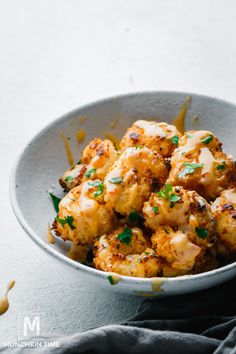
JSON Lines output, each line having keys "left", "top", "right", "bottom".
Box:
{"left": 1, "top": 276, "right": 236, "bottom": 354}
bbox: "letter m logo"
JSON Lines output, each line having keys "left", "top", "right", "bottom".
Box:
{"left": 18, "top": 313, "right": 45, "bottom": 339}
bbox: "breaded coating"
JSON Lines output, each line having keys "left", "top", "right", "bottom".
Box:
{"left": 143, "top": 185, "right": 215, "bottom": 247}
{"left": 53, "top": 180, "right": 115, "bottom": 246}
{"left": 60, "top": 138, "right": 117, "bottom": 190}
{"left": 120, "top": 120, "right": 181, "bottom": 157}
{"left": 94, "top": 226, "right": 162, "bottom": 277}
{"left": 167, "top": 130, "right": 236, "bottom": 200}
{"left": 104, "top": 146, "right": 169, "bottom": 215}
{"left": 151, "top": 226, "right": 217, "bottom": 276}
{"left": 211, "top": 186, "right": 236, "bottom": 257}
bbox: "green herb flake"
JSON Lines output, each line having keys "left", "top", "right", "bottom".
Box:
{"left": 65, "top": 175, "right": 72, "bottom": 182}
{"left": 107, "top": 275, "right": 115, "bottom": 285}
{"left": 195, "top": 226, "right": 208, "bottom": 240}
{"left": 178, "top": 162, "right": 203, "bottom": 178}
{"left": 156, "top": 184, "right": 173, "bottom": 199}
{"left": 156, "top": 184, "right": 180, "bottom": 208}
{"left": 88, "top": 180, "right": 104, "bottom": 198}
{"left": 49, "top": 193, "right": 61, "bottom": 213}
{"left": 128, "top": 209, "right": 143, "bottom": 223}
{"left": 217, "top": 163, "right": 225, "bottom": 170}
{"left": 170, "top": 135, "right": 179, "bottom": 146}
{"left": 56, "top": 215, "right": 76, "bottom": 230}
{"left": 135, "top": 145, "right": 144, "bottom": 149}
{"left": 109, "top": 177, "right": 123, "bottom": 184}
{"left": 117, "top": 227, "right": 133, "bottom": 245}
{"left": 85, "top": 168, "right": 96, "bottom": 178}
{"left": 153, "top": 206, "right": 159, "bottom": 213}
{"left": 201, "top": 135, "right": 213, "bottom": 145}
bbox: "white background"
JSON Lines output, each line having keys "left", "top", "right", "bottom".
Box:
{"left": 1, "top": 0, "right": 236, "bottom": 341}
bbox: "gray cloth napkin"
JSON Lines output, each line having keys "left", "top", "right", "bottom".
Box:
{"left": 1, "top": 276, "right": 236, "bottom": 354}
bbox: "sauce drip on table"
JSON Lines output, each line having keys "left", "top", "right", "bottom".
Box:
{"left": 0, "top": 280, "right": 15, "bottom": 316}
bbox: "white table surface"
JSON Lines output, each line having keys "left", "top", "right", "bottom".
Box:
{"left": 1, "top": 0, "right": 236, "bottom": 343}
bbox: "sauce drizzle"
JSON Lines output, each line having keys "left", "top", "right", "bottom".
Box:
{"left": 61, "top": 132, "right": 74, "bottom": 167}
{"left": 173, "top": 96, "right": 191, "bottom": 134}
{"left": 151, "top": 278, "right": 165, "bottom": 292}
{"left": 105, "top": 132, "right": 120, "bottom": 150}
{"left": 76, "top": 129, "right": 85, "bottom": 147}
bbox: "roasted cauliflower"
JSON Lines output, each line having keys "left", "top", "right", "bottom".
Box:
{"left": 104, "top": 146, "right": 169, "bottom": 215}
{"left": 53, "top": 180, "right": 115, "bottom": 245}
{"left": 120, "top": 120, "right": 181, "bottom": 157}
{"left": 60, "top": 138, "right": 117, "bottom": 190}
{"left": 167, "top": 130, "right": 236, "bottom": 200}
{"left": 94, "top": 226, "right": 162, "bottom": 277}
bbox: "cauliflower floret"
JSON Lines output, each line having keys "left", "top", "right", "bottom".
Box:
{"left": 94, "top": 226, "right": 162, "bottom": 277}
{"left": 151, "top": 226, "right": 217, "bottom": 276}
{"left": 211, "top": 186, "right": 236, "bottom": 257}
{"left": 104, "top": 146, "right": 169, "bottom": 215}
{"left": 60, "top": 139, "right": 117, "bottom": 190}
{"left": 143, "top": 185, "right": 215, "bottom": 247}
{"left": 167, "top": 130, "right": 236, "bottom": 200}
{"left": 120, "top": 120, "right": 181, "bottom": 157}
{"left": 53, "top": 180, "right": 115, "bottom": 245}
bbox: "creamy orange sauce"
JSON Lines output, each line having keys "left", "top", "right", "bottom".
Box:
{"left": 170, "top": 232, "right": 200, "bottom": 270}
{"left": 199, "top": 147, "right": 223, "bottom": 197}
{"left": 177, "top": 130, "right": 210, "bottom": 155}
{"left": 192, "top": 114, "right": 200, "bottom": 127}
{"left": 76, "top": 129, "right": 85, "bottom": 146}
{"left": 47, "top": 224, "right": 55, "bottom": 244}
{"left": 61, "top": 132, "right": 74, "bottom": 167}
{"left": 78, "top": 115, "right": 87, "bottom": 124}
{"left": 135, "top": 120, "right": 166, "bottom": 137}
{"left": 151, "top": 278, "right": 165, "bottom": 292}
{"left": 105, "top": 132, "right": 120, "bottom": 150}
{"left": 67, "top": 244, "right": 88, "bottom": 262}
{"left": 110, "top": 113, "right": 120, "bottom": 129}
{"left": 172, "top": 96, "right": 191, "bottom": 134}
{"left": 223, "top": 189, "right": 236, "bottom": 205}
{"left": 0, "top": 280, "right": 15, "bottom": 316}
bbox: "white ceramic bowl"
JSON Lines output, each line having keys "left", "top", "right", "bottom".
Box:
{"left": 10, "top": 91, "right": 236, "bottom": 297}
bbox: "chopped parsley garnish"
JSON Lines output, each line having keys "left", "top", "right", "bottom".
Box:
{"left": 85, "top": 168, "right": 96, "bottom": 178}
{"left": 77, "top": 160, "right": 81, "bottom": 165}
{"left": 170, "top": 135, "right": 179, "bottom": 146}
{"left": 109, "top": 177, "right": 123, "bottom": 184}
{"left": 128, "top": 209, "right": 143, "bottom": 223}
{"left": 156, "top": 184, "right": 181, "bottom": 207}
{"left": 88, "top": 180, "right": 104, "bottom": 197}
{"left": 135, "top": 145, "right": 144, "bottom": 149}
{"left": 107, "top": 275, "right": 115, "bottom": 285}
{"left": 65, "top": 175, "right": 72, "bottom": 182}
{"left": 56, "top": 215, "right": 76, "bottom": 230}
{"left": 201, "top": 135, "right": 213, "bottom": 145}
{"left": 178, "top": 162, "right": 203, "bottom": 178}
{"left": 117, "top": 227, "right": 133, "bottom": 245}
{"left": 49, "top": 193, "right": 61, "bottom": 213}
{"left": 217, "top": 163, "right": 225, "bottom": 170}
{"left": 153, "top": 206, "right": 159, "bottom": 213}
{"left": 195, "top": 226, "right": 208, "bottom": 240}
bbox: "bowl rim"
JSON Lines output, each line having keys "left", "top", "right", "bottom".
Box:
{"left": 9, "top": 90, "right": 236, "bottom": 287}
